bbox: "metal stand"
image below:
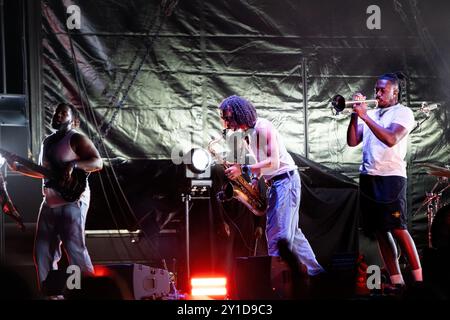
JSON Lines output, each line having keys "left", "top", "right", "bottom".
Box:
{"left": 414, "top": 177, "right": 450, "bottom": 248}
{"left": 181, "top": 180, "right": 212, "bottom": 288}
{"left": 181, "top": 193, "right": 191, "bottom": 283}
{"left": 425, "top": 189, "right": 440, "bottom": 249}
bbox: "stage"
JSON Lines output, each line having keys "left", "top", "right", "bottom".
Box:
{"left": 0, "top": 0, "right": 449, "bottom": 302}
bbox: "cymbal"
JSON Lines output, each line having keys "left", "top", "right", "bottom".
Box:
{"left": 418, "top": 163, "right": 450, "bottom": 178}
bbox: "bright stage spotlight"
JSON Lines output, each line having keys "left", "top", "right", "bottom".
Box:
{"left": 185, "top": 147, "right": 211, "bottom": 179}
{"left": 190, "top": 148, "right": 211, "bottom": 173}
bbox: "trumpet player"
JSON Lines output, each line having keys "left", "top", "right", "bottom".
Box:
{"left": 218, "top": 95, "right": 324, "bottom": 276}
{"left": 347, "top": 73, "right": 422, "bottom": 291}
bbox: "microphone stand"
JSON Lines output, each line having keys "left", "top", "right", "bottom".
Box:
{"left": 410, "top": 114, "right": 430, "bottom": 134}
{"left": 411, "top": 102, "right": 439, "bottom": 134}
{"left": 181, "top": 180, "right": 212, "bottom": 291}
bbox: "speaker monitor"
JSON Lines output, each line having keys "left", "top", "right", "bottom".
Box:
{"left": 232, "top": 256, "right": 294, "bottom": 300}
{"left": 95, "top": 263, "right": 171, "bottom": 300}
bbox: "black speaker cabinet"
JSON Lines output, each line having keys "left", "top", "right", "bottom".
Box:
{"left": 232, "top": 256, "right": 294, "bottom": 300}
{"left": 43, "top": 263, "right": 171, "bottom": 300}
{"left": 92, "top": 264, "right": 170, "bottom": 300}
{"left": 85, "top": 229, "right": 180, "bottom": 267}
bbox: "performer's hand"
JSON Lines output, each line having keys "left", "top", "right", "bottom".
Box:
{"left": 224, "top": 163, "right": 241, "bottom": 180}
{"left": 352, "top": 93, "right": 368, "bottom": 120}
{"left": 223, "top": 222, "right": 231, "bottom": 237}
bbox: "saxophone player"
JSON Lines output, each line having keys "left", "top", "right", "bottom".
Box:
{"left": 218, "top": 95, "right": 324, "bottom": 276}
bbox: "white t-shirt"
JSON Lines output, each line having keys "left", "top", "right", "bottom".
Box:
{"left": 359, "top": 103, "right": 415, "bottom": 178}
{"left": 247, "top": 118, "right": 297, "bottom": 179}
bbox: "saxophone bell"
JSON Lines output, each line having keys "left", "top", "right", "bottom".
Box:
{"left": 216, "top": 182, "right": 234, "bottom": 202}
{"left": 216, "top": 181, "right": 265, "bottom": 217}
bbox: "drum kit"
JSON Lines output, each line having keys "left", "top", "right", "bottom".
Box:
{"left": 414, "top": 163, "right": 450, "bottom": 249}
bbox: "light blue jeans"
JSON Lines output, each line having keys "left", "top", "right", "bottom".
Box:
{"left": 34, "top": 201, "right": 94, "bottom": 285}
{"left": 266, "top": 171, "right": 324, "bottom": 276}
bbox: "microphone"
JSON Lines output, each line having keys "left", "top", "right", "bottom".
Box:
{"left": 0, "top": 173, "right": 25, "bottom": 231}
{"left": 420, "top": 102, "right": 440, "bottom": 116}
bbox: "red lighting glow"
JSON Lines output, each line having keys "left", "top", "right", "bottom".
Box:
{"left": 93, "top": 265, "right": 111, "bottom": 277}
{"left": 191, "top": 277, "right": 227, "bottom": 297}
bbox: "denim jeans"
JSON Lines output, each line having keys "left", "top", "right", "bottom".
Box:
{"left": 34, "top": 201, "right": 94, "bottom": 285}
{"left": 266, "top": 171, "right": 324, "bottom": 276}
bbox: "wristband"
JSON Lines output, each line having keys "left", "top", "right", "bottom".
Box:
{"left": 241, "top": 164, "right": 250, "bottom": 175}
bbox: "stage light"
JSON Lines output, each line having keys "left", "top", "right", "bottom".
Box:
{"left": 191, "top": 277, "right": 227, "bottom": 298}
{"left": 182, "top": 147, "right": 213, "bottom": 289}
{"left": 185, "top": 147, "right": 211, "bottom": 179}
{"left": 93, "top": 265, "right": 111, "bottom": 277}
{"left": 191, "top": 148, "right": 210, "bottom": 172}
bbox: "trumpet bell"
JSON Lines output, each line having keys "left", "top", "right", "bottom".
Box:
{"left": 331, "top": 94, "right": 346, "bottom": 112}
{"left": 330, "top": 94, "right": 379, "bottom": 114}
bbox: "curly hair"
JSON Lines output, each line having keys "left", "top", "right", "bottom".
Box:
{"left": 219, "top": 95, "right": 257, "bottom": 128}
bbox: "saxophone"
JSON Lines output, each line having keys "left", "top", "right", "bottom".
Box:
{"left": 208, "top": 130, "right": 267, "bottom": 216}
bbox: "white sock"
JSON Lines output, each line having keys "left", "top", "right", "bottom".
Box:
{"left": 390, "top": 274, "right": 405, "bottom": 285}
{"left": 412, "top": 268, "right": 423, "bottom": 282}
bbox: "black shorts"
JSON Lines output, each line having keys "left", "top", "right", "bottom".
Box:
{"left": 359, "top": 174, "right": 408, "bottom": 235}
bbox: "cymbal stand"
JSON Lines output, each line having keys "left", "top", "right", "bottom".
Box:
{"left": 419, "top": 178, "right": 449, "bottom": 248}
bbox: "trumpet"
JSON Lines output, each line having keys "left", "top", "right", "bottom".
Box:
{"left": 331, "top": 94, "right": 378, "bottom": 114}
